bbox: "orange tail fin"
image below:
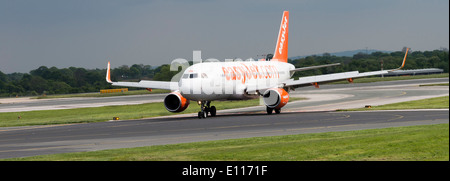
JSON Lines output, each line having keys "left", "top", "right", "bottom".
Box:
{"left": 272, "top": 11, "right": 289, "bottom": 63}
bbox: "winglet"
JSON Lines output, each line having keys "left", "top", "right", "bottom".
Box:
{"left": 390, "top": 47, "right": 409, "bottom": 71}
{"left": 106, "top": 61, "right": 113, "bottom": 83}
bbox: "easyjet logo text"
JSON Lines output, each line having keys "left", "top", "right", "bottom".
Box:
{"left": 221, "top": 63, "right": 280, "bottom": 84}
{"left": 278, "top": 16, "right": 288, "bottom": 55}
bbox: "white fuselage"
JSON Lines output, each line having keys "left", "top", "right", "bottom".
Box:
{"left": 179, "top": 60, "right": 295, "bottom": 101}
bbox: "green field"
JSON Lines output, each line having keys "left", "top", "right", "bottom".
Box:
{"left": 0, "top": 97, "right": 304, "bottom": 127}
{"left": 5, "top": 123, "right": 448, "bottom": 161}
{"left": 35, "top": 89, "right": 171, "bottom": 99}
{"left": 420, "top": 83, "right": 449, "bottom": 87}
{"left": 341, "top": 96, "right": 449, "bottom": 111}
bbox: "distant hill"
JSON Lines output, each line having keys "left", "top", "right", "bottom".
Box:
{"left": 290, "top": 49, "right": 392, "bottom": 60}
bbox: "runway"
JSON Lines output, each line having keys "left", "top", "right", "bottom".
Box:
{"left": 0, "top": 78, "right": 448, "bottom": 159}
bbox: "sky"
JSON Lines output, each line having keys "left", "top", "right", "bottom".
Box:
{"left": 0, "top": 0, "right": 448, "bottom": 73}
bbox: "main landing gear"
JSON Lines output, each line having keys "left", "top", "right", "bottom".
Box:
{"left": 266, "top": 106, "right": 281, "bottom": 115}
{"left": 198, "top": 101, "right": 216, "bottom": 119}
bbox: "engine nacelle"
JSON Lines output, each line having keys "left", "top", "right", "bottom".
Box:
{"left": 262, "top": 88, "right": 289, "bottom": 109}
{"left": 164, "top": 92, "right": 190, "bottom": 112}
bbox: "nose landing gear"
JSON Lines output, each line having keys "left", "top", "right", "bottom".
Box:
{"left": 198, "top": 101, "right": 216, "bottom": 119}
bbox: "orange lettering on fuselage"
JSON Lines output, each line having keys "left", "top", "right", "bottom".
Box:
{"left": 232, "top": 66, "right": 241, "bottom": 81}
{"left": 222, "top": 67, "right": 230, "bottom": 80}
{"left": 221, "top": 64, "right": 279, "bottom": 84}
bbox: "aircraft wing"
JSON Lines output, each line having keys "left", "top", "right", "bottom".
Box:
{"left": 247, "top": 47, "right": 409, "bottom": 92}
{"left": 282, "top": 70, "right": 388, "bottom": 88}
{"left": 106, "top": 62, "right": 177, "bottom": 90}
{"left": 245, "top": 70, "right": 387, "bottom": 93}
{"left": 108, "top": 80, "right": 177, "bottom": 90}
{"left": 289, "top": 63, "right": 341, "bottom": 73}
{"left": 284, "top": 48, "right": 409, "bottom": 88}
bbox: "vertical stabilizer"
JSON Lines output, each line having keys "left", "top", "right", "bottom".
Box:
{"left": 272, "top": 11, "right": 289, "bottom": 62}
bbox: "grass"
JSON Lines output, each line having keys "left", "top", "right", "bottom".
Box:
{"left": 0, "top": 97, "right": 304, "bottom": 127}
{"left": 5, "top": 123, "right": 448, "bottom": 161}
{"left": 420, "top": 83, "right": 449, "bottom": 86}
{"left": 340, "top": 96, "right": 449, "bottom": 111}
{"left": 35, "top": 89, "right": 170, "bottom": 99}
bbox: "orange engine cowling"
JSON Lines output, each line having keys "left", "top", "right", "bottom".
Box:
{"left": 262, "top": 88, "right": 289, "bottom": 109}
{"left": 164, "top": 92, "right": 190, "bottom": 112}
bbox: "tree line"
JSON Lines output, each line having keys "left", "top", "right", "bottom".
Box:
{"left": 0, "top": 49, "right": 448, "bottom": 97}
{"left": 0, "top": 64, "right": 179, "bottom": 97}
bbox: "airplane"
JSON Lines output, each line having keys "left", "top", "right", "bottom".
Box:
{"left": 106, "top": 11, "right": 409, "bottom": 119}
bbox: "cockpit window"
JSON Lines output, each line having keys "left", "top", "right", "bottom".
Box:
{"left": 201, "top": 73, "right": 208, "bottom": 78}
{"left": 183, "top": 73, "right": 199, "bottom": 79}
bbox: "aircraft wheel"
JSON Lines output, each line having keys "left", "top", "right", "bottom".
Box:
{"left": 210, "top": 106, "right": 216, "bottom": 117}
{"left": 266, "top": 107, "right": 273, "bottom": 115}
{"left": 275, "top": 108, "right": 281, "bottom": 114}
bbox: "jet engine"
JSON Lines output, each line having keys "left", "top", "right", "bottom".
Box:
{"left": 164, "top": 92, "right": 190, "bottom": 112}
{"left": 262, "top": 88, "right": 289, "bottom": 109}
